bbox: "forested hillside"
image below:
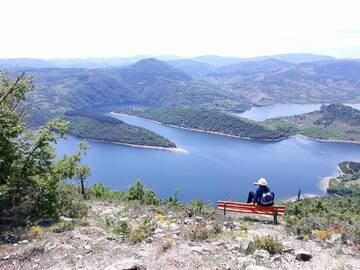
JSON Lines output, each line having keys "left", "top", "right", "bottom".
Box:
{"left": 201, "top": 60, "right": 360, "bottom": 105}
{"left": 1, "top": 57, "right": 358, "bottom": 129}
{"left": 22, "top": 58, "right": 246, "bottom": 122}
{"left": 327, "top": 161, "right": 360, "bottom": 197}
{"left": 65, "top": 111, "right": 176, "bottom": 148}
{"left": 127, "top": 107, "right": 285, "bottom": 140}
{"left": 264, "top": 104, "right": 360, "bottom": 142}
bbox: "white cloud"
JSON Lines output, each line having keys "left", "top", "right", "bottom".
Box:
{"left": 1, "top": 0, "right": 360, "bottom": 58}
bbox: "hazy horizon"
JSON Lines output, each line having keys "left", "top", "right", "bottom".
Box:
{"left": 2, "top": 0, "right": 360, "bottom": 59}
{"left": 0, "top": 52, "right": 353, "bottom": 60}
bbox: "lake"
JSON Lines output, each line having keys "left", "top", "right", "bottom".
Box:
{"left": 235, "top": 103, "right": 360, "bottom": 121}
{"left": 56, "top": 105, "right": 360, "bottom": 203}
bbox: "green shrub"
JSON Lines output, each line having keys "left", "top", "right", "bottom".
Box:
{"left": 57, "top": 184, "right": 88, "bottom": 219}
{"left": 160, "top": 237, "right": 173, "bottom": 252}
{"left": 88, "top": 183, "right": 126, "bottom": 202}
{"left": 254, "top": 236, "right": 284, "bottom": 254}
{"left": 212, "top": 223, "right": 222, "bottom": 235}
{"left": 127, "top": 180, "right": 159, "bottom": 205}
{"left": 52, "top": 220, "right": 74, "bottom": 233}
{"left": 128, "top": 180, "right": 145, "bottom": 201}
{"left": 285, "top": 196, "right": 360, "bottom": 244}
{"left": 191, "top": 199, "right": 205, "bottom": 213}
{"left": 127, "top": 216, "right": 154, "bottom": 244}
{"left": 187, "top": 223, "right": 212, "bottom": 241}
{"left": 112, "top": 219, "right": 131, "bottom": 237}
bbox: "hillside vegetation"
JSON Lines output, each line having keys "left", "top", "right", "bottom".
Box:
{"left": 264, "top": 104, "right": 360, "bottom": 142}
{"left": 126, "top": 107, "right": 285, "bottom": 140}
{"left": 21, "top": 58, "right": 247, "bottom": 120}
{"left": 327, "top": 161, "right": 360, "bottom": 197}
{"left": 8, "top": 57, "right": 360, "bottom": 125}
{"left": 65, "top": 111, "right": 176, "bottom": 148}
{"left": 202, "top": 60, "right": 360, "bottom": 105}
{"left": 1, "top": 72, "right": 360, "bottom": 269}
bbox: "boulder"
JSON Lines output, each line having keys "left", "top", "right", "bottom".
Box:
{"left": 104, "top": 259, "right": 145, "bottom": 270}
{"left": 191, "top": 246, "right": 210, "bottom": 254}
{"left": 240, "top": 238, "right": 255, "bottom": 255}
{"left": 295, "top": 250, "right": 312, "bottom": 261}
{"left": 253, "top": 249, "right": 270, "bottom": 260}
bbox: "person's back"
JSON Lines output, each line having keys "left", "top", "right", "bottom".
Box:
{"left": 247, "top": 178, "right": 275, "bottom": 206}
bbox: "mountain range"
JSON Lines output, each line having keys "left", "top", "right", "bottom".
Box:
{"left": 1, "top": 54, "right": 359, "bottom": 126}
{"left": 0, "top": 53, "right": 336, "bottom": 69}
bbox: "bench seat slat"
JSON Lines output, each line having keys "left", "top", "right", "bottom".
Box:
{"left": 217, "top": 200, "right": 286, "bottom": 216}
{"left": 218, "top": 201, "right": 285, "bottom": 210}
{"left": 217, "top": 206, "right": 285, "bottom": 216}
{"left": 217, "top": 203, "right": 285, "bottom": 211}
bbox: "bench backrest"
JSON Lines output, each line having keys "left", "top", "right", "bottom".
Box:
{"left": 217, "top": 200, "right": 286, "bottom": 216}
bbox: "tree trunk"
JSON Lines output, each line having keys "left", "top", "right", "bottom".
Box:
{"left": 80, "top": 178, "right": 85, "bottom": 197}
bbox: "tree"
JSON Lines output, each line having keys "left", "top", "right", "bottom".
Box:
{"left": 0, "top": 70, "right": 90, "bottom": 228}
{"left": 76, "top": 165, "right": 91, "bottom": 197}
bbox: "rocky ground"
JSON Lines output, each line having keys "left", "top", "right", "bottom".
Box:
{"left": 0, "top": 201, "right": 359, "bottom": 270}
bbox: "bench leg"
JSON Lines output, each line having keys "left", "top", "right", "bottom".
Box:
{"left": 273, "top": 208, "right": 278, "bottom": 225}
{"left": 223, "top": 203, "right": 227, "bottom": 216}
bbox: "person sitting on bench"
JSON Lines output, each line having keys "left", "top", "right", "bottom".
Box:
{"left": 247, "top": 178, "right": 274, "bottom": 206}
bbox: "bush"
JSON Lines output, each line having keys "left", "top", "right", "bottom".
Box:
{"left": 0, "top": 73, "right": 90, "bottom": 228}
{"left": 155, "top": 213, "right": 166, "bottom": 223}
{"left": 187, "top": 223, "right": 212, "bottom": 241}
{"left": 30, "top": 226, "right": 43, "bottom": 238}
{"left": 52, "top": 220, "right": 74, "bottom": 233}
{"left": 57, "top": 184, "right": 88, "bottom": 219}
{"left": 160, "top": 237, "right": 173, "bottom": 252}
{"left": 112, "top": 219, "right": 131, "bottom": 237}
{"left": 127, "top": 180, "right": 159, "bottom": 205}
{"left": 285, "top": 196, "right": 360, "bottom": 245}
{"left": 212, "top": 223, "right": 222, "bottom": 235}
{"left": 190, "top": 200, "right": 205, "bottom": 213}
{"left": 127, "top": 216, "right": 154, "bottom": 244}
{"left": 88, "top": 183, "right": 126, "bottom": 202}
{"left": 313, "top": 229, "right": 334, "bottom": 241}
{"left": 254, "top": 236, "right": 284, "bottom": 254}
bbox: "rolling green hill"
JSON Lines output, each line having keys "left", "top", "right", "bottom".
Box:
{"left": 202, "top": 60, "right": 360, "bottom": 105}
{"left": 65, "top": 111, "right": 176, "bottom": 148}
{"left": 264, "top": 104, "right": 360, "bottom": 142}
{"left": 126, "top": 107, "right": 285, "bottom": 140}
{"left": 21, "top": 58, "right": 247, "bottom": 120}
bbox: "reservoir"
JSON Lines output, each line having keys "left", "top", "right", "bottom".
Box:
{"left": 56, "top": 104, "right": 360, "bottom": 203}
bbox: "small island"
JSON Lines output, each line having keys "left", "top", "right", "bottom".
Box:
{"left": 65, "top": 111, "right": 178, "bottom": 150}
{"left": 123, "top": 107, "right": 285, "bottom": 141}
{"left": 264, "top": 104, "right": 360, "bottom": 143}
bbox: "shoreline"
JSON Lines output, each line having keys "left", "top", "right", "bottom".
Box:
{"left": 112, "top": 113, "right": 360, "bottom": 145}
{"left": 67, "top": 133, "right": 188, "bottom": 153}
{"left": 319, "top": 166, "right": 342, "bottom": 192}
{"left": 110, "top": 112, "right": 285, "bottom": 142}
{"left": 295, "top": 134, "right": 360, "bottom": 145}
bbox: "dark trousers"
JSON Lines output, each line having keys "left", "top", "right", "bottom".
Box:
{"left": 247, "top": 191, "right": 275, "bottom": 206}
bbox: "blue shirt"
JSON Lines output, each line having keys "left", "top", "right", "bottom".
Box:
{"left": 254, "top": 185, "right": 270, "bottom": 205}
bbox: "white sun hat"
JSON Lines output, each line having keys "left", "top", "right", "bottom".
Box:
{"left": 253, "top": 178, "right": 268, "bottom": 186}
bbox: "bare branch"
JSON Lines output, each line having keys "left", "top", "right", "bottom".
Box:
{"left": 0, "top": 71, "right": 26, "bottom": 105}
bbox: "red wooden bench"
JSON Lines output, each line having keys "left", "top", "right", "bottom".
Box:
{"left": 217, "top": 200, "right": 286, "bottom": 224}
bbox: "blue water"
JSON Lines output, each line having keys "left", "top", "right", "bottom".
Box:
{"left": 235, "top": 104, "right": 360, "bottom": 121}
{"left": 56, "top": 109, "right": 360, "bottom": 203}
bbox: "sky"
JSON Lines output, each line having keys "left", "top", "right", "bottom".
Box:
{"left": 1, "top": 0, "right": 360, "bottom": 59}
